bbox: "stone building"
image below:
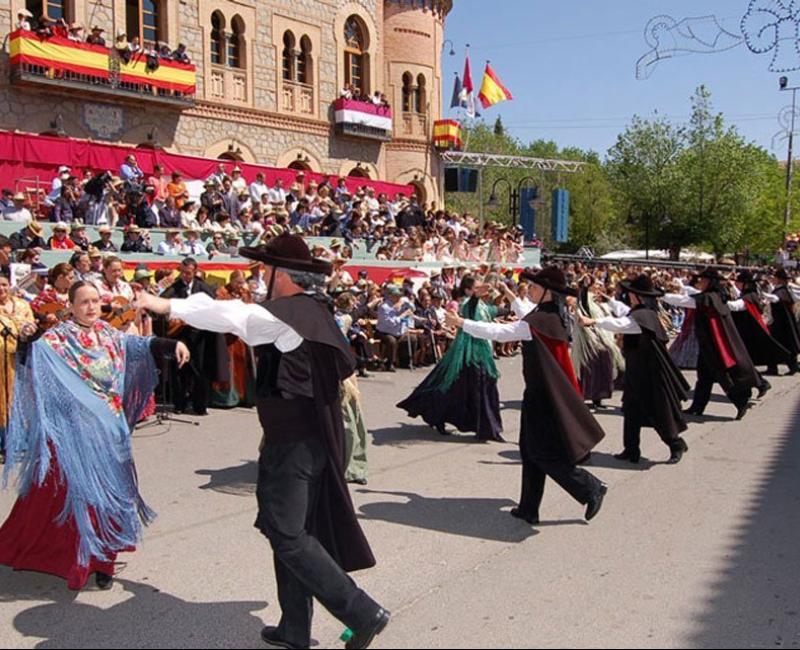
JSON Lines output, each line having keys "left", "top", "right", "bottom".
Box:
{"left": 0, "top": 0, "right": 452, "bottom": 203}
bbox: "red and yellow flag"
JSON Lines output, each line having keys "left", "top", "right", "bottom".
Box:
{"left": 478, "top": 63, "right": 513, "bottom": 109}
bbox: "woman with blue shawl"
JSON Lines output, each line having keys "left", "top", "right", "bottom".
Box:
{"left": 398, "top": 277, "right": 504, "bottom": 441}
{"left": 0, "top": 281, "right": 189, "bottom": 590}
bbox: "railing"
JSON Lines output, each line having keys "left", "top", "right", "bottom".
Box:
{"left": 282, "top": 80, "right": 314, "bottom": 116}
{"left": 209, "top": 64, "right": 249, "bottom": 105}
{"left": 333, "top": 97, "right": 392, "bottom": 141}
{"left": 399, "top": 111, "right": 428, "bottom": 139}
{"left": 8, "top": 30, "right": 196, "bottom": 105}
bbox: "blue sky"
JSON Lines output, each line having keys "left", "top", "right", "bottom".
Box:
{"left": 443, "top": 0, "right": 798, "bottom": 159}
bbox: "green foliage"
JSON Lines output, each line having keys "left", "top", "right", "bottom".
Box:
{"left": 445, "top": 87, "right": 794, "bottom": 258}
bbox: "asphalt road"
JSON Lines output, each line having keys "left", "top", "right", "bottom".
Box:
{"left": 1, "top": 358, "right": 799, "bottom": 649}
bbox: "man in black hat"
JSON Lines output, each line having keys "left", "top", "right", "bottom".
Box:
{"left": 446, "top": 266, "right": 608, "bottom": 525}
{"left": 766, "top": 269, "right": 800, "bottom": 376}
{"left": 581, "top": 274, "right": 691, "bottom": 464}
{"left": 137, "top": 235, "right": 388, "bottom": 650}
{"left": 730, "top": 271, "right": 790, "bottom": 390}
{"left": 663, "top": 267, "right": 760, "bottom": 420}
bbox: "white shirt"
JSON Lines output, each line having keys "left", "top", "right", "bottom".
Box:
{"left": 3, "top": 206, "right": 32, "bottom": 222}
{"left": 158, "top": 240, "right": 182, "bottom": 255}
{"left": 594, "top": 316, "right": 642, "bottom": 335}
{"left": 662, "top": 293, "right": 748, "bottom": 312}
{"left": 170, "top": 293, "right": 302, "bottom": 352}
{"left": 463, "top": 319, "right": 533, "bottom": 343}
{"left": 249, "top": 181, "right": 269, "bottom": 205}
{"left": 269, "top": 187, "right": 287, "bottom": 205}
{"left": 511, "top": 297, "right": 535, "bottom": 319}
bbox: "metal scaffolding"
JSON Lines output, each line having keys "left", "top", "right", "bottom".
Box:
{"left": 440, "top": 151, "right": 586, "bottom": 173}
{"left": 439, "top": 152, "right": 586, "bottom": 224}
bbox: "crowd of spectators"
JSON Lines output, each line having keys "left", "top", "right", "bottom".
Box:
{"left": 340, "top": 85, "right": 391, "bottom": 110}
{"left": 2, "top": 157, "right": 529, "bottom": 264}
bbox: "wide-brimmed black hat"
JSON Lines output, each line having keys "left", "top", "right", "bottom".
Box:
{"left": 697, "top": 267, "right": 721, "bottom": 281}
{"left": 240, "top": 234, "right": 332, "bottom": 275}
{"left": 619, "top": 274, "right": 664, "bottom": 297}
{"left": 523, "top": 266, "right": 578, "bottom": 297}
{"left": 736, "top": 270, "right": 754, "bottom": 284}
{"left": 775, "top": 268, "right": 790, "bottom": 281}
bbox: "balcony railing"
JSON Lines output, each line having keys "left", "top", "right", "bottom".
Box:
{"left": 333, "top": 97, "right": 392, "bottom": 142}
{"left": 282, "top": 80, "right": 314, "bottom": 116}
{"left": 8, "top": 30, "right": 195, "bottom": 107}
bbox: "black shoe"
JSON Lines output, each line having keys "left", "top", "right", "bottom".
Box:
{"left": 95, "top": 572, "right": 113, "bottom": 590}
{"left": 510, "top": 507, "right": 539, "bottom": 525}
{"left": 683, "top": 407, "right": 703, "bottom": 416}
{"left": 757, "top": 380, "right": 771, "bottom": 399}
{"left": 764, "top": 367, "right": 780, "bottom": 377}
{"left": 667, "top": 438, "right": 688, "bottom": 465}
{"left": 0, "top": 450, "right": 5, "bottom": 465}
{"left": 384, "top": 363, "right": 396, "bottom": 373}
{"left": 260, "top": 626, "right": 301, "bottom": 649}
{"left": 585, "top": 485, "right": 608, "bottom": 522}
{"left": 358, "top": 369, "right": 370, "bottom": 378}
{"left": 348, "top": 477, "right": 368, "bottom": 486}
{"left": 592, "top": 399, "right": 605, "bottom": 409}
{"left": 613, "top": 449, "right": 640, "bottom": 464}
{"left": 735, "top": 403, "right": 751, "bottom": 421}
{"left": 435, "top": 423, "right": 451, "bottom": 436}
{"left": 345, "top": 608, "right": 391, "bottom": 650}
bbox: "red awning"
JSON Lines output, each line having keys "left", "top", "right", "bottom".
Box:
{"left": 0, "top": 130, "right": 414, "bottom": 197}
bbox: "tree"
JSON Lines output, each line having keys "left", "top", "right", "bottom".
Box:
{"left": 493, "top": 116, "right": 505, "bottom": 137}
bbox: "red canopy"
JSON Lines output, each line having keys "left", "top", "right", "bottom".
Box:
{"left": 0, "top": 130, "right": 414, "bottom": 197}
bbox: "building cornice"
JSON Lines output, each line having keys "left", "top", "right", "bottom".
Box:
{"left": 187, "top": 101, "right": 333, "bottom": 138}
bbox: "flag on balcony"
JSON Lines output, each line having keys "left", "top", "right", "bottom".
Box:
{"left": 479, "top": 63, "right": 513, "bottom": 109}
{"left": 433, "top": 120, "right": 463, "bottom": 150}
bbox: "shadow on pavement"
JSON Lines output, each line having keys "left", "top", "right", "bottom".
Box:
{"left": 3, "top": 578, "right": 266, "bottom": 648}
{"left": 371, "top": 423, "right": 495, "bottom": 447}
{"left": 196, "top": 461, "right": 258, "bottom": 497}
{"left": 356, "top": 489, "right": 537, "bottom": 543}
{"left": 686, "top": 393, "right": 800, "bottom": 648}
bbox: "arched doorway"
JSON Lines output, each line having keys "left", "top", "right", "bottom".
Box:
{"left": 410, "top": 180, "right": 427, "bottom": 205}
{"left": 348, "top": 166, "right": 371, "bottom": 179}
{"left": 289, "top": 160, "right": 313, "bottom": 172}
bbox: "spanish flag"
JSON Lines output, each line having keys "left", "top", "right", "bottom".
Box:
{"left": 478, "top": 63, "right": 513, "bottom": 109}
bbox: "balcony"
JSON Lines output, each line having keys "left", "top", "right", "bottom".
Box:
{"left": 8, "top": 30, "right": 195, "bottom": 108}
{"left": 399, "top": 111, "right": 429, "bottom": 140}
{"left": 333, "top": 98, "right": 392, "bottom": 142}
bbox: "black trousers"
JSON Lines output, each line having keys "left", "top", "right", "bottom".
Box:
{"left": 518, "top": 420, "right": 602, "bottom": 518}
{"left": 377, "top": 331, "right": 418, "bottom": 368}
{"left": 766, "top": 355, "right": 798, "bottom": 375}
{"left": 690, "top": 350, "right": 750, "bottom": 414}
{"left": 173, "top": 361, "right": 209, "bottom": 414}
{"left": 256, "top": 437, "right": 379, "bottom": 648}
{"left": 622, "top": 410, "right": 682, "bottom": 456}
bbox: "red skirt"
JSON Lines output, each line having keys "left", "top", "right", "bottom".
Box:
{"left": 0, "top": 459, "right": 132, "bottom": 590}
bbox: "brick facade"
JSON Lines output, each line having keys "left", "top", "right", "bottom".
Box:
{"left": 0, "top": 0, "right": 452, "bottom": 203}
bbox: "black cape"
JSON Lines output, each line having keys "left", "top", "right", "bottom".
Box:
{"left": 769, "top": 286, "right": 800, "bottom": 357}
{"left": 693, "top": 291, "right": 759, "bottom": 393}
{"left": 731, "top": 294, "right": 791, "bottom": 367}
{"left": 263, "top": 294, "right": 376, "bottom": 573}
{"left": 521, "top": 304, "right": 606, "bottom": 464}
{"left": 623, "top": 307, "right": 689, "bottom": 440}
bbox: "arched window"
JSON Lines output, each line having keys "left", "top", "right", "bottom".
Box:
{"left": 348, "top": 165, "right": 370, "bottom": 179}
{"left": 415, "top": 74, "right": 427, "bottom": 114}
{"left": 282, "top": 31, "right": 295, "bottom": 81}
{"left": 210, "top": 11, "right": 225, "bottom": 65}
{"left": 228, "top": 15, "right": 245, "bottom": 69}
{"left": 297, "top": 35, "right": 312, "bottom": 85}
{"left": 126, "top": 0, "right": 163, "bottom": 48}
{"left": 344, "top": 16, "right": 368, "bottom": 95}
{"left": 402, "top": 72, "right": 413, "bottom": 113}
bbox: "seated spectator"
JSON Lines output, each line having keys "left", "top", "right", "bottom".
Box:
{"left": 93, "top": 225, "right": 118, "bottom": 252}
{"left": 130, "top": 36, "right": 142, "bottom": 55}
{"left": 9, "top": 220, "right": 46, "bottom": 251}
{"left": 3, "top": 193, "right": 32, "bottom": 223}
{"left": 157, "top": 41, "right": 172, "bottom": 58}
{"left": 376, "top": 285, "right": 419, "bottom": 371}
{"left": 181, "top": 229, "right": 206, "bottom": 257}
{"left": 157, "top": 229, "right": 183, "bottom": 255}
{"left": 180, "top": 199, "right": 199, "bottom": 227}
{"left": 206, "top": 231, "right": 238, "bottom": 258}
{"left": 0, "top": 189, "right": 13, "bottom": 211}
{"left": 147, "top": 164, "right": 168, "bottom": 202}
{"left": 16, "top": 9, "right": 33, "bottom": 31}
{"left": 48, "top": 222, "right": 76, "bottom": 250}
{"left": 158, "top": 195, "right": 182, "bottom": 228}
{"left": 230, "top": 166, "right": 247, "bottom": 194}
{"left": 86, "top": 25, "right": 105, "bottom": 46}
{"left": 371, "top": 91, "right": 382, "bottom": 106}
{"left": 44, "top": 166, "right": 71, "bottom": 208}
{"left": 201, "top": 179, "right": 224, "bottom": 218}
{"left": 70, "top": 250, "right": 96, "bottom": 283}
{"left": 53, "top": 17, "right": 68, "bottom": 38}
{"left": 145, "top": 44, "right": 159, "bottom": 71}
{"left": 172, "top": 43, "right": 191, "bottom": 64}
{"left": 70, "top": 223, "right": 91, "bottom": 251}
{"left": 67, "top": 23, "right": 83, "bottom": 42}
{"left": 134, "top": 187, "right": 158, "bottom": 228}
{"left": 249, "top": 172, "right": 268, "bottom": 208}
{"left": 121, "top": 224, "right": 152, "bottom": 253}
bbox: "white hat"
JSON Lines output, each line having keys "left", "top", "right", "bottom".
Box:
{"left": 18, "top": 9, "right": 33, "bottom": 18}
{"left": 58, "top": 165, "right": 70, "bottom": 173}
{"left": 52, "top": 221, "right": 69, "bottom": 232}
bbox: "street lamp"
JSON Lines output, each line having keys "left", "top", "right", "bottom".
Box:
{"left": 780, "top": 76, "right": 799, "bottom": 236}
{"left": 486, "top": 176, "right": 538, "bottom": 226}
{"left": 442, "top": 39, "right": 456, "bottom": 57}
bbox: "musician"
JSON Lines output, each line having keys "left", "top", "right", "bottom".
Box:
{"left": 160, "top": 257, "right": 218, "bottom": 415}
{"left": 94, "top": 255, "right": 135, "bottom": 303}
{"left": 30, "top": 263, "right": 74, "bottom": 329}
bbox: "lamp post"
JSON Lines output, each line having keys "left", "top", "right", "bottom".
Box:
{"left": 780, "top": 76, "right": 799, "bottom": 236}
{"left": 486, "top": 176, "right": 538, "bottom": 227}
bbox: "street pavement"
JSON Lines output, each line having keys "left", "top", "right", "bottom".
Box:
{"left": 1, "top": 358, "right": 799, "bottom": 649}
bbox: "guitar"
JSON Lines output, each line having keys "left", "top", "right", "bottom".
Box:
{"left": 34, "top": 301, "right": 71, "bottom": 329}
{"left": 101, "top": 297, "right": 137, "bottom": 331}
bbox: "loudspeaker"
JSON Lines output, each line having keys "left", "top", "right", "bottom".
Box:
{"left": 519, "top": 187, "right": 538, "bottom": 242}
{"left": 444, "top": 167, "right": 478, "bottom": 193}
{"left": 551, "top": 188, "right": 570, "bottom": 243}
